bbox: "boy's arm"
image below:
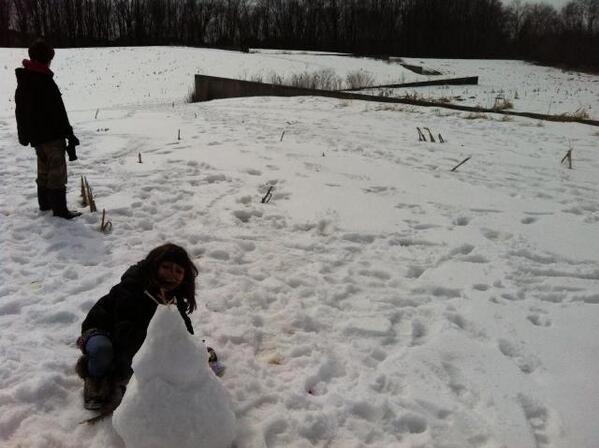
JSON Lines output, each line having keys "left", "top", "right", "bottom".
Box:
{"left": 111, "top": 285, "right": 148, "bottom": 379}
{"left": 49, "top": 81, "right": 74, "bottom": 138}
{"left": 14, "top": 86, "right": 31, "bottom": 146}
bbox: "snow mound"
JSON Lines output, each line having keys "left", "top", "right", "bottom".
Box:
{"left": 113, "top": 306, "right": 236, "bottom": 448}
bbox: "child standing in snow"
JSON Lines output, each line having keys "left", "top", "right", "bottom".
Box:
{"left": 14, "top": 39, "right": 81, "bottom": 219}
{"left": 76, "top": 243, "right": 198, "bottom": 410}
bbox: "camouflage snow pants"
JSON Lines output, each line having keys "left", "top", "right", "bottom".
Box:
{"left": 35, "top": 139, "right": 67, "bottom": 189}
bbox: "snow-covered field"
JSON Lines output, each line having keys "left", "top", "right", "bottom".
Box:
{"left": 1, "top": 47, "right": 426, "bottom": 116}
{"left": 391, "top": 58, "right": 599, "bottom": 119}
{"left": 1, "top": 46, "right": 598, "bottom": 448}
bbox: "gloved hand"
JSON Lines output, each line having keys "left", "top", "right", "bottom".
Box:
{"left": 68, "top": 134, "right": 80, "bottom": 147}
{"left": 66, "top": 144, "right": 78, "bottom": 161}
{"left": 66, "top": 134, "right": 80, "bottom": 161}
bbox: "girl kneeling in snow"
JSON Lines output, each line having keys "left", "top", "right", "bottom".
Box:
{"left": 76, "top": 243, "right": 197, "bottom": 410}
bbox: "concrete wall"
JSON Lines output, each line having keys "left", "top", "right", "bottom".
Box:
{"left": 194, "top": 75, "right": 340, "bottom": 102}
{"left": 194, "top": 74, "right": 478, "bottom": 101}
{"left": 193, "top": 74, "right": 599, "bottom": 127}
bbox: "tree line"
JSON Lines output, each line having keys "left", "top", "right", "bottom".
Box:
{"left": 1, "top": 0, "right": 598, "bottom": 69}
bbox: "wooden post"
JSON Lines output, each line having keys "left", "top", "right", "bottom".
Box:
{"left": 451, "top": 156, "right": 471, "bottom": 172}
{"left": 261, "top": 186, "right": 274, "bottom": 203}
{"left": 424, "top": 127, "right": 435, "bottom": 142}
{"left": 280, "top": 130, "right": 286, "bottom": 142}
{"left": 138, "top": 153, "right": 142, "bottom": 163}
{"left": 84, "top": 178, "right": 97, "bottom": 212}
{"left": 100, "top": 209, "right": 113, "bottom": 233}
{"left": 81, "top": 176, "right": 88, "bottom": 206}
{"left": 560, "top": 149, "right": 573, "bottom": 169}
{"left": 178, "top": 129, "right": 181, "bottom": 141}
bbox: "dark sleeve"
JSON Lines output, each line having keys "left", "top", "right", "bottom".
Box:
{"left": 81, "top": 281, "right": 143, "bottom": 350}
{"left": 49, "top": 81, "right": 73, "bottom": 137}
{"left": 14, "top": 85, "right": 31, "bottom": 146}
{"left": 81, "top": 293, "right": 113, "bottom": 334}
{"left": 112, "top": 287, "right": 148, "bottom": 358}
{"left": 110, "top": 282, "right": 156, "bottom": 378}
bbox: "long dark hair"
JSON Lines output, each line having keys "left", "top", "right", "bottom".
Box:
{"left": 143, "top": 243, "right": 198, "bottom": 314}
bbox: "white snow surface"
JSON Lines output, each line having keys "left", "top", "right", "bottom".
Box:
{"left": 388, "top": 58, "right": 599, "bottom": 119}
{"left": 113, "top": 306, "right": 236, "bottom": 448}
{"left": 1, "top": 47, "right": 599, "bottom": 448}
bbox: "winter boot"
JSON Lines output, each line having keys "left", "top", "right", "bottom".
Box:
{"left": 75, "top": 355, "right": 89, "bottom": 379}
{"left": 83, "top": 377, "right": 111, "bottom": 410}
{"left": 48, "top": 187, "right": 81, "bottom": 220}
{"left": 37, "top": 185, "right": 51, "bottom": 211}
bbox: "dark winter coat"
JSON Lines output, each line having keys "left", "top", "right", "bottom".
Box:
{"left": 81, "top": 261, "right": 194, "bottom": 379}
{"left": 15, "top": 61, "right": 73, "bottom": 147}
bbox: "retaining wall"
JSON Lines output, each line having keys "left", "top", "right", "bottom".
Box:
{"left": 193, "top": 75, "right": 599, "bottom": 127}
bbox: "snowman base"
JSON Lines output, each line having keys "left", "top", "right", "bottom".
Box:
{"left": 79, "top": 347, "right": 225, "bottom": 425}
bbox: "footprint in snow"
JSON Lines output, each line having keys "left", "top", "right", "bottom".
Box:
{"left": 410, "top": 318, "right": 428, "bottom": 346}
{"left": 521, "top": 216, "right": 538, "bottom": 224}
{"left": 264, "top": 418, "right": 288, "bottom": 447}
{"left": 446, "top": 310, "right": 487, "bottom": 339}
{"left": 518, "top": 394, "right": 556, "bottom": 448}
{"left": 442, "top": 361, "right": 479, "bottom": 406}
{"left": 395, "top": 413, "right": 428, "bottom": 434}
{"left": 482, "top": 228, "right": 513, "bottom": 241}
{"left": 233, "top": 209, "right": 263, "bottom": 223}
{"left": 236, "top": 195, "right": 252, "bottom": 205}
{"left": 406, "top": 265, "right": 426, "bottom": 279}
{"left": 35, "top": 310, "right": 78, "bottom": 325}
{"left": 497, "top": 339, "right": 540, "bottom": 374}
{"left": 341, "top": 233, "right": 376, "bottom": 244}
{"left": 527, "top": 314, "right": 552, "bottom": 327}
{"left": 363, "top": 185, "right": 391, "bottom": 194}
{"left": 453, "top": 216, "right": 470, "bottom": 226}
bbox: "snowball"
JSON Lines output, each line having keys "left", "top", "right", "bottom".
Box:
{"left": 113, "top": 306, "right": 236, "bottom": 448}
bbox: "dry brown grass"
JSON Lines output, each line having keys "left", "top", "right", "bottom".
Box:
{"left": 492, "top": 99, "right": 514, "bottom": 111}
{"left": 556, "top": 107, "right": 590, "bottom": 121}
{"left": 373, "top": 104, "right": 406, "bottom": 112}
{"left": 464, "top": 112, "right": 489, "bottom": 120}
{"left": 290, "top": 69, "right": 343, "bottom": 90}
{"left": 402, "top": 92, "right": 422, "bottom": 101}
{"left": 345, "top": 70, "right": 375, "bottom": 89}
{"left": 571, "top": 108, "right": 590, "bottom": 120}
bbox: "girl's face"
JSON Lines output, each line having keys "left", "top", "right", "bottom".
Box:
{"left": 157, "top": 261, "right": 185, "bottom": 291}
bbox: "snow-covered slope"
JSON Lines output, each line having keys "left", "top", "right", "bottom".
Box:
{"left": 1, "top": 47, "right": 598, "bottom": 448}
{"left": 1, "top": 46, "right": 424, "bottom": 118}
{"left": 392, "top": 57, "right": 599, "bottom": 119}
